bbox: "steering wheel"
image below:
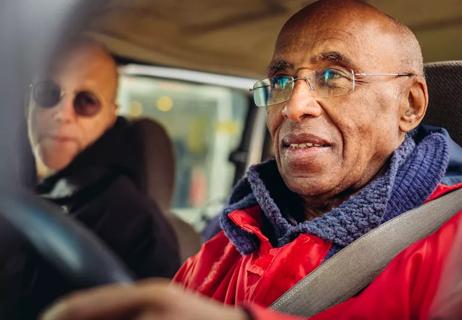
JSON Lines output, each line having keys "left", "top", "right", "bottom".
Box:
{"left": 0, "top": 189, "right": 133, "bottom": 287}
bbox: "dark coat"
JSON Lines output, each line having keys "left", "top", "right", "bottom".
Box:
{"left": 15, "top": 117, "right": 180, "bottom": 319}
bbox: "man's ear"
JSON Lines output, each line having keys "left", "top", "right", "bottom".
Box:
{"left": 399, "top": 77, "right": 428, "bottom": 133}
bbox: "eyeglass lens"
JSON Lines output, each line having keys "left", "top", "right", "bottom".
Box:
{"left": 32, "top": 81, "right": 61, "bottom": 108}
{"left": 73, "top": 91, "right": 101, "bottom": 117}
{"left": 252, "top": 68, "right": 354, "bottom": 107}
{"left": 32, "top": 80, "right": 102, "bottom": 117}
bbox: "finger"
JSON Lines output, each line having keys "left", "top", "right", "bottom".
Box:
{"left": 41, "top": 279, "right": 171, "bottom": 320}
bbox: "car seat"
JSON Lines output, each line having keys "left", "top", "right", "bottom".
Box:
{"left": 424, "top": 61, "right": 462, "bottom": 184}
{"left": 130, "top": 118, "right": 202, "bottom": 262}
{"left": 424, "top": 61, "right": 462, "bottom": 145}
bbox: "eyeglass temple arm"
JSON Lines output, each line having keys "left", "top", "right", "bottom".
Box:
{"left": 354, "top": 72, "right": 417, "bottom": 77}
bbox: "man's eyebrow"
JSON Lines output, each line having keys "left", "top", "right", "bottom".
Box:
{"left": 312, "top": 51, "right": 357, "bottom": 70}
{"left": 267, "top": 60, "right": 294, "bottom": 77}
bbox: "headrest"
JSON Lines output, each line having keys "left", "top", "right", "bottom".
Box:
{"left": 424, "top": 61, "right": 462, "bottom": 145}
{"left": 130, "top": 118, "right": 175, "bottom": 214}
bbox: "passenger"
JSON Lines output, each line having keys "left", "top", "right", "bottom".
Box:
{"left": 42, "top": 1, "right": 462, "bottom": 319}
{"left": 24, "top": 38, "right": 180, "bottom": 317}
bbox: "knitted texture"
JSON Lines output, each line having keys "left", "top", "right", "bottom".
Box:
{"left": 220, "top": 127, "right": 450, "bottom": 255}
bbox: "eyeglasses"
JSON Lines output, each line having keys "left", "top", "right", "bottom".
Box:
{"left": 251, "top": 68, "right": 416, "bottom": 107}
{"left": 31, "top": 80, "right": 102, "bottom": 117}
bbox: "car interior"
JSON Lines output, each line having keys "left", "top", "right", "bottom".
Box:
{"left": 0, "top": 0, "right": 460, "bottom": 318}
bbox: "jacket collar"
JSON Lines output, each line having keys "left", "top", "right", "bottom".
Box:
{"left": 221, "top": 127, "right": 450, "bottom": 255}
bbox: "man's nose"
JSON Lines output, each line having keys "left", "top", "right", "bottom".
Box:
{"left": 281, "top": 79, "right": 322, "bottom": 122}
{"left": 53, "top": 96, "right": 76, "bottom": 122}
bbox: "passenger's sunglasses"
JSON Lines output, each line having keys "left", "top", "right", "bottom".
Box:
{"left": 31, "top": 80, "right": 102, "bottom": 117}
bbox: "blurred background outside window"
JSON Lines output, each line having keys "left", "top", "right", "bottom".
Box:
{"left": 117, "top": 66, "right": 250, "bottom": 230}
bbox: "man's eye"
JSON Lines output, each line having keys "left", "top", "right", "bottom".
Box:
{"left": 271, "top": 76, "right": 292, "bottom": 90}
{"left": 318, "top": 68, "right": 351, "bottom": 88}
{"left": 321, "top": 69, "right": 343, "bottom": 81}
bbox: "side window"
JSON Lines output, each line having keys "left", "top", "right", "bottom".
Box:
{"left": 117, "top": 73, "right": 249, "bottom": 229}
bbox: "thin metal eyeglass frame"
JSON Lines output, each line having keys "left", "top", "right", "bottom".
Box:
{"left": 250, "top": 71, "right": 417, "bottom": 107}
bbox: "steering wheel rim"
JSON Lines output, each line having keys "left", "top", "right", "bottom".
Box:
{"left": 0, "top": 188, "right": 133, "bottom": 287}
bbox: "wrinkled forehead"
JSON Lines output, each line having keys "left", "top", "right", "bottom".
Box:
{"left": 269, "top": 13, "right": 402, "bottom": 76}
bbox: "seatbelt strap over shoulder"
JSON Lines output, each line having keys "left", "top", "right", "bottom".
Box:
{"left": 271, "top": 188, "right": 462, "bottom": 317}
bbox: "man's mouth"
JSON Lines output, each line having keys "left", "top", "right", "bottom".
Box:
{"left": 281, "top": 133, "right": 331, "bottom": 150}
{"left": 287, "top": 142, "right": 328, "bottom": 149}
{"left": 49, "top": 135, "right": 74, "bottom": 142}
{"left": 43, "top": 134, "right": 78, "bottom": 144}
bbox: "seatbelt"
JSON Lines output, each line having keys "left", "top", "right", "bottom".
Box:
{"left": 271, "top": 188, "right": 462, "bottom": 317}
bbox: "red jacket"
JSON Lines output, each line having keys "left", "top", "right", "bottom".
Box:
{"left": 174, "top": 183, "right": 462, "bottom": 319}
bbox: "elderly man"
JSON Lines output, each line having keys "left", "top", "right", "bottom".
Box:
{"left": 42, "top": 1, "right": 462, "bottom": 320}
{"left": 23, "top": 38, "right": 180, "bottom": 318}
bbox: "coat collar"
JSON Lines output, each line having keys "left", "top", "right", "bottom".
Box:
{"left": 221, "top": 127, "right": 450, "bottom": 255}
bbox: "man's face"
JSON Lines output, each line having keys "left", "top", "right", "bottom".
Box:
{"left": 28, "top": 45, "right": 117, "bottom": 174}
{"left": 267, "top": 13, "right": 409, "bottom": 201}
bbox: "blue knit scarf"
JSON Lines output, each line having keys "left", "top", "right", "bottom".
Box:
{"left": 220, "top": 127, "right": 450, "bottom": 256}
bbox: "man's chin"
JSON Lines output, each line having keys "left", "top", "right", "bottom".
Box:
{"left": 283, "top": 175, "right": 335, "bottom": 197}
{"left": 40, "top": 150, "right": 77, "bottom": 173}
{"left": 49, "top": 157, "right": 75, "bottom": 171}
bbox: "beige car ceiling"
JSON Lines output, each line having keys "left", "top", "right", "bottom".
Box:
{"left": 86, "top": 0, "right": 462, "bottom": 78}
